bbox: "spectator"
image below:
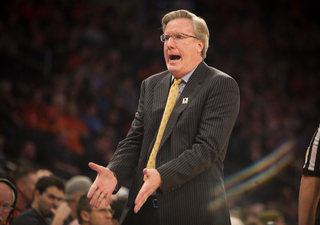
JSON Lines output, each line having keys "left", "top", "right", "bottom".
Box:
{"left": 64, "top": 176, "right": 92, "bottom": 225}
{"left": 44, "top": 131, "right": 81, "bottom": 180}
{"left": 110, "top": 195, "right": 127, "bottom": 225}
{"left": 11, "top": 175, "right": 70, "bottom": 225}
{"left": 36, "top": 169, "right": 52, "bottom": 179}
{"left": 52, "top": 101, "right": 89, "bottom": 156}
{"left": 0, "top": 135, "right": 7, "bottom": 169}
{"left": 80, "top": 103, "right": 104, "bottom": 135}
{"left": 76, "top": 195, "right": 113, "bottom": 225}
{"left": 15, "top": 141, "right": 39, "bottom": 169}
{"left": 20, "top": 88, "right": 48, "bottom": 130}
{"left": 10, "top": 167, "right": 38, "bottom": 215}
{"left": 0, "top": 178, "right": 17, "bottom": 225}
{"left": 84, "top": 135, "right": 114, "bottom": 169}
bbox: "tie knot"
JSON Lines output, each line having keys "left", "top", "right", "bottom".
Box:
{"left": 174, "top": 78, "right": 182, "bottom": 86}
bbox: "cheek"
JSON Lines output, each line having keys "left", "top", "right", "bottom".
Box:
{"left": 164, "top": 52, "right": 169, "bottom": 61}
{"left": 90, "top": 215, "right": 101, "bottom": 223}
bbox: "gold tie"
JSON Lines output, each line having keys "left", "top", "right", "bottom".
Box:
{"left": 145, "top": 78, "right": 182, "bottom": 173}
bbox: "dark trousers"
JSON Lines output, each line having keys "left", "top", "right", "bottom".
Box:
{"left": 121, "top": 196, "right": 159, "bottom": 225}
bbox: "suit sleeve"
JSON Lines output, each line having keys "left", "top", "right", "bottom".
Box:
{"left": 157, "top": 74, "right": 240, "bottom": 193}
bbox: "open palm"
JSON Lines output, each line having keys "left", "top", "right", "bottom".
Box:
{"left": 87, "top": 162, "right": 118, "bottom": 208}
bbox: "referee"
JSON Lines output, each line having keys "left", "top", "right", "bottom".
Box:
{"left": 299, "top": 123, "right": 320, "bottom": 225}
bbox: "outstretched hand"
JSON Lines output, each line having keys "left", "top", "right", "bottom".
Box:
{"left": 134, "top": 168, "right": 162, "bottom": 213}
{"left": 87, "top": 162, "right": 118, "bottom": 208}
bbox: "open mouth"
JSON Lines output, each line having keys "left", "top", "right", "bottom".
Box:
{"left": 169, "top": 55, "right": 181, "bottom": 60}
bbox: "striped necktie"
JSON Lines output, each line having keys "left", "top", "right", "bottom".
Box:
{"left": 145, "top": 78, "right": 182, "bottom": 175}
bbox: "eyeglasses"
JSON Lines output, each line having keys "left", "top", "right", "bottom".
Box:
{"left": 0, "top": 204, "right": 12, "bottom": 213}
{"left": 160, "top": 33, "right": 199, "bottom": 43}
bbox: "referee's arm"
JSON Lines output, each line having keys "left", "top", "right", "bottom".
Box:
{"left": 299, "top": 174, "right": 320, "bottom": 225}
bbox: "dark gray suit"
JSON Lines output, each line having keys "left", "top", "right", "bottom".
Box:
{"left": 108, "top": 61, "right": 240, "bottom": 225}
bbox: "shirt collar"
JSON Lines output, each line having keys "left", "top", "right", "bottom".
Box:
{"left": 171, "top": 67, "right": 196, "bottom": 84}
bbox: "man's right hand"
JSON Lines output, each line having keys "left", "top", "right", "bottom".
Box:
{"left": 87, "top": 162, "right": 118, "bottom": 208}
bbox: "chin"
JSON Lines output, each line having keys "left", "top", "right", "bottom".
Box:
{"left": 167, "top": 67, "right": 179, "bottom": 76}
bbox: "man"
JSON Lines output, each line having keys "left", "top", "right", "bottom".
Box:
{"left": 64, "top": 176, "right": 92, "bottom": 225}
{"left": 77, "top": 195, "right": 113, "bottom": 225}
{"left": 299, "top": 123, "right": 320, "bottom": 225}
{"left": 11, "top": 167, "right": 38, "bottom": 215}
{"left": 87, "top": 9, "right": 240, "bottom": 225}
{"left": 11, "top": 175, "right": 71, "bottom": 225}
{"left": 0, "top": 179, "right": 17, "bottom": 225}
{"left": 110, "top": 196, "right": 127, "bottom": 225}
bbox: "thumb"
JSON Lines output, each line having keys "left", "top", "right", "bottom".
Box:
{"left": 143, "top": 168, "right": 150, "bottom": 177}
{"left": 88, "top": 162, "right": 102, "bottom": 172}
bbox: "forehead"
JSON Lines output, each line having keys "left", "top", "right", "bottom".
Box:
{"left": 44, "top": 186, "right": 64, "bottom": 198}
{"left": 0, "top": 183, "right": 13, "bottom": 204}
{"left": 165, "top": 18, "right": 193, "bottom": 34}
{"left": 96, "top": 198, "right": 111, "bottom": 210}
{"left": 22, "top": 173, "right": 38, "bottom": 183}
{"left": 28, "top": 173, "right": 39, "bottom": 184}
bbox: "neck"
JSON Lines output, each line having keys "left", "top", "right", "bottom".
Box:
{"left": 31, "top": 202, "right": 47, "bottom": 222}
{"left": 16, "top": 194, "right": 28, "bottom": 211}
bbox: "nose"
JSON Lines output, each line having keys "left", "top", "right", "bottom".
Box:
{"left": 52, "top": 199, "right": 60, "bottom": 207}
{"left": 165, "top": 36, "right": 175, "bottom": 49}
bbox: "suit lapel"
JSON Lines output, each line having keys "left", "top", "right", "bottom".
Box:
{"left": 152, "top": 72, "right": 172, "bottom": 124}
{"left": 159, "top": 61, "right": 209, "bottom": 150}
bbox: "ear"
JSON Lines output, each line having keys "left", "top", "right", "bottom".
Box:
{"left": 73, "top": 192, "right": 80, "bottom": 202}
{"left": 197, "top": 40, "right": 204, "bottom": 54}
{"left": 80, "top": 211, "right": 90, "bottom": 222}
{"left": 34, "top": 189, "right": 41, "bottom": 201}
{"left": 16, "top": 181, "right": 25, "bottom": 192}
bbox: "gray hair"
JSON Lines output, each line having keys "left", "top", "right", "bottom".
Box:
{"left": 162, "top": 9, "right": 209, "bottom": 59}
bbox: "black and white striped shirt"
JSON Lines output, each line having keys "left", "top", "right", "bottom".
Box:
{"left": 303, "top": 124, "right": 320, "bottom": 177}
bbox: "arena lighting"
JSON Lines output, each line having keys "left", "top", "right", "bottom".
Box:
{"left": 207, "top": 140, "right": 296, "bottom": 211}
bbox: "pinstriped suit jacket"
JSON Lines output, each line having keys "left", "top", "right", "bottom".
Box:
{"left": 108, "top": 61, "right": 240, "bottom": 225}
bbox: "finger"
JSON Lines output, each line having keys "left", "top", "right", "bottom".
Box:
{"left": 87, "top": 181, "right": 98, "bottom": 199}
{"left": 89, "top": 184, "right": 105, "bottom": 207}
{"left": 134, "top": 194, "right": 147, "bottom": 213}
{"left": 89, "top": 189, "right": 100, "bottom": 206}
{"left": 135, "top": 192, "right": 148, "bottom": 208}
{"left": 105, "top": 193, "right": 112, "bottom": 207}
{"left": 134, "top": 184, "right": 150, "bottom": 213}
{"left": 95, "top": 191, "right": 106, "bottom": 208}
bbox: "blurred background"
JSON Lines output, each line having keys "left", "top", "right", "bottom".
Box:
{"left": 0, "top": 0, "right": 319, "bottom": 224}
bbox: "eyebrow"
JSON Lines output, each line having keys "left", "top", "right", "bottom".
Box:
{"left": 47, "top": 193, "right": 63, "bottom": 201}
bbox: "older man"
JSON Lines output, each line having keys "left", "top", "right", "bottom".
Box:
{"left": 88, "top": 9, "right": 239, "bottom": 225}
{"left": 0, "top": 179, "right": 16, "bottom": 225}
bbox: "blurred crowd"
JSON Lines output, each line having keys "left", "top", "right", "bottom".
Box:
{"left": 0, "top": 0, "right": 319, "bottom": 224}
{"left": 0, "top": 168, "right": 127, "bottom": 225}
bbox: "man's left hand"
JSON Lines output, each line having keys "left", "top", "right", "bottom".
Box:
{"left": 134, "top": 168, "right": 161, "bottom": 213}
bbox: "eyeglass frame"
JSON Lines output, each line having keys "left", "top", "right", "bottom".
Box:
{"left": 160, "top": 33, "right": 199, "bottom": 43}
{"left": 0, "top": 204, "right": 13, "bottom": 213}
